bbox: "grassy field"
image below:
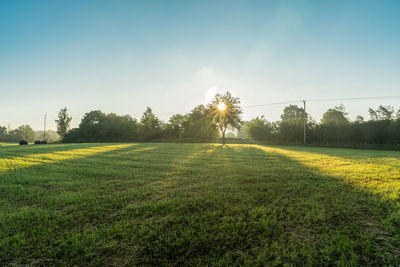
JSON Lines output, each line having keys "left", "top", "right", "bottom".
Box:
{"left": 1, "top": 143, "right": 400, "bottom": 266}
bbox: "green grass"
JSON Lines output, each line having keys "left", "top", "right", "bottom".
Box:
{"left": 0, "top": 142, "right": 17, "bottom": 147}
{"left": 1, "top": 143, "right": 400, "bottom": 266}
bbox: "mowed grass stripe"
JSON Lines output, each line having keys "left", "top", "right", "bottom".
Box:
{"left": 0, "top": 144, "right": 135, "bottom": 172}
{"left": 258, "top": 146, "right": 400, "bottom": 199}
{"left": 1, "top": 143, "right": 400, "bottom": 265}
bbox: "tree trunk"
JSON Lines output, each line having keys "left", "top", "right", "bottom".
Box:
{"left": 222, "top": 130, "right": 225, "bottom": 145}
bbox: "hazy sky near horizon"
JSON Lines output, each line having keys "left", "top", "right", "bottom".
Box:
{"left": 1, "top": 0, "right": 400, "bottom": 130}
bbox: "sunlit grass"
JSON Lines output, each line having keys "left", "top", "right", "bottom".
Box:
{"left": 0, "top": 144, "right": 134, "bottom": 172}
{"left": 0, "top": 142, "right": 17, "bottom": 146}
{"left": 259, "top": 145, "right": 400, "bottom": 200}
{"left": 1, "top": 143, "right": 400, "bottom": 265}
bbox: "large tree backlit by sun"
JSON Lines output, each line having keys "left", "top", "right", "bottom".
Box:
{"left": 208, "top": 91, "right": 243, "bottom": 144}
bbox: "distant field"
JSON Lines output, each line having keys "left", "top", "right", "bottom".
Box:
{"left": 1, "top": 143, "right": 400, "bottom": 265}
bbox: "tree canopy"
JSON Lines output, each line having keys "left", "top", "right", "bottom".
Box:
{"left": 3, "top": 94, "right": 400, "bottom": 147}
{"left": 181, "top": 105, "right": 218, "bottom": 139}
{"left": 321, "top": 105, "right": 349, "bottom": 126}
{"left": 208, "top": 92, "right": 243, "bottom": 144}
{"left": 55, "top": 107, "right": 72, "bottom": 139}
{"left": 140, "top": 107, "right": 163, "bottom": 141}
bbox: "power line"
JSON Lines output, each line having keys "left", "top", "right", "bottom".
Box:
{"left": 153, "top": 95, "right": 400, "bottom": 118}
{"left": 147, "top": 95, "right": 400, "bottom": 144}
{"left": 306, "top": 95, "right": 400, "bottom": 102}
{"left": 243, "top": 95, "right": 400, "bottom": 109}
{"left": 242, "top": 95, "right": 400, "bottom": 145}
{"left": 243, "top": 100, "right": 302, "bottom": 108}
{"left": 156, "top": 100, "right": 300, "bottom": 116}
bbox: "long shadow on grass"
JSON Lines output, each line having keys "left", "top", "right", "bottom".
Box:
{"left": 270, "top": 144, "right": 400, "bottom": 161}
{"left": 0, "top": 143, "right": 117, "bottom": 158}
{"left": 0, "top": 143, "right": 143, "bottom": 173}
{"left": 257, "top": 145, "right": 400, "bottom": 203}
{"left": 247, "top": 145, "right": 400, "bottom": 265}
{"left": 0, "top": 143, "right": 222, "bottom": 265}
{"left": 116, "top": 144, "right": 400, "bottom": 266}
{"left": 0, "top": 143, "right": 162, "bottom": 202}
{"left": 2, "top": 143, "right": 400, "bottom": 266}
{"left": 275, "top": 145, "right": 400, "bottom": 173}
{"left": 0, "top": 143, "right": 177, "bottom": 264}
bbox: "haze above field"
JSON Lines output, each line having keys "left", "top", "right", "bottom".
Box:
{"left": 1, "top": 0, "right": 400, "bottom": 130}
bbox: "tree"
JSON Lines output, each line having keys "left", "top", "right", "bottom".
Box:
{"left": 0, "top": 126, "right": 7, "bottom": 142}
{"left": 12, "top": 125, "right": 35, "bottom": 142}
{"left": 281, "top": 105, "right": 306, "bottom": 123}
{"left": 55, "top": 107, "right": 72, "bottom": 139}
{"left": 321, "top": 105, "right": 349, "bottom": 126}
{"left": 62, "top": 128, "right": 82, "bottom": 143}
{"left": 62, "top": 110, "right": 139, "bottom": 142}
{"left": 0, "top": 126, "right": 6, "bottom": 137}
{"left": 140, "top": 107, "right": 163, "bottom": 140}
{"left": 102, "top": 113, "right": 139, "bottom": 142}
{"left": 181, "top": 105, "right": 218, "bottom": 139}
{"left": 279, "top": 105, "right": 307, "bottom": 142}
{"left": 369, "top": 106, "right": 395, "bottom": 121}
{"left": 246, "top": 116, "right": 276, "bottom": 142}
{"left": 377, "top": 105, "right": 394, "bottom": 120}
{"left": 164, "top": 114, "right": 185, "bottom": 138}
{"left": 319, "top": 105, "right": 349, "bottom": 143}
{"left": 79, "top": 110, "right": 106, "bottom": 142}
{"left": 207, "top": 91, "right": 243, "bottom": 144}
{"left": 236, "top": 121, "right": 249, "bottom": 138}
{"left": 78, "top": 110, "right": 107, "bottom": 141}
{"left": 369, "top": 108, "right": 378, "bottom": 121}
{"left": 355, "top": 115, "right": 364, "bottom": 123}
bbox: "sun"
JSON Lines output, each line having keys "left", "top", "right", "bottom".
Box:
{"left": 217, "top": 102, "right": 226, "bottom": 111}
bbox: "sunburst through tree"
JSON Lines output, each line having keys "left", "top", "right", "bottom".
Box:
{"left": 208, "top": 91, "right": 243, "bottom": 144}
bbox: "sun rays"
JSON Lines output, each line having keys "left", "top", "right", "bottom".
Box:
{"left": 217, "top": 102, "right": 226, "bottom": 111}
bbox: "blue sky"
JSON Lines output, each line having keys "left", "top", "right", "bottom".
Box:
{"left": 1, "top": 0, "right": 400, "bottom": 130}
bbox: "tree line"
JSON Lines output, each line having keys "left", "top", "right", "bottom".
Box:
{"left": 61, "top": 92, "right": 242, "bottom": 144}
{"left": 0, "top": 125, "right": 59, "bottom": 143}
{"left": 60, "top": 95, "right": 400, "bottom": 146}
{"left": 2, "top": 92, "right": 400, "bottom": 146}
{"left": 246, "top": 104, "right": 400, "bottom": 146}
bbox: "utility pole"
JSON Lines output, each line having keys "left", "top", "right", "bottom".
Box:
{"left": 43, "top": 114, "right": 47, "bottom": 141}
{"left": 303, "top": 100, "right": 306, "bottom": 144}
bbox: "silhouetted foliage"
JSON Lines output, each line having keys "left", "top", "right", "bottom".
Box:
{"left": 236, "top": 121, "right": 249, "bottom": 138}
{"left": 246, "top": 116, "right": 276, "bottom": 142}
{"left": 0, "top": 125, "right": 35, "bottom": 142}
{"left": 62, "top": 128, "right": 82, "bottom": 143}
{"left": 63, "top": 111, "right": 139, "bottom": 142}
{"left": 55, "top": 107, "right": 72, "bottom": 139}
{"left": 321, "top": 105, "right": 349, "bottom": 126}
{"left": 181, "top": 105, "right": 218, "bottom": 139}
{"left": 140, "top": 107, "right": 163, "bottom": 141}
{"left": 207, "top": 92, "right": 243, "bottom": 144}
{"left": 245, "top": 104, "right": 400, "bottom": 146}
{"left": 316, "top": 105, "right": 349, "bottom": 143}
{"left": 279, "top": 105, "right": 308, "bottom": 143}
{"left": 163, "top": 114, "right": 185, "bottom": 139}
{"left": 61, "top": 105, "right": 220, "bottom": 143}
{"left": 12, "top": 125, "right": 36, "bottom": 142}
{"left": 52, "top": 100, "right": 400, "bottom": 146}
{"left": 78, "top": 110, "right": 107, "bottom": 142}
{"left": 0, "top": 126, "right": 6, "bottom": 138}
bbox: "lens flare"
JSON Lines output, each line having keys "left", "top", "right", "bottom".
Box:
{"left": 217, "top": 102, "right": 226, "bottom": 111}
